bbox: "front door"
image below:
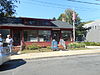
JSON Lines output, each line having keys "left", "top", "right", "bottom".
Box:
{"left": 52, "top": 30, "right": 60, "bottom": 43}
{"left": 13, "top": 30, "right": 22, "bottom": 46}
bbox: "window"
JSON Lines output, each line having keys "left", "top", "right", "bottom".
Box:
{"left": 39, "top": 30, "right": 51, "bottom": 42}
{"left": 0, "top": 29, "right": 10, "bottom": 41}
{"left": 61, "top": 31, "right": 72, "bottom": 41}
{"left": 29, "top": 20, "right": 36, "bottom": 25}
{"left": 24, "top": 20, "right": 36, "bottom": 25}
{"left": 24, "top": 30, "right": 51, "bottom": 42}
{"left": 42, "top": 21, "right": 51, "bottom": 26}
{"left": 24, "top": 30, "right": 38, "bottom": 42}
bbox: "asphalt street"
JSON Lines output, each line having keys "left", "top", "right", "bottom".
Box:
{"left": 0, "top": 54, "right": 100, "bottom": 75}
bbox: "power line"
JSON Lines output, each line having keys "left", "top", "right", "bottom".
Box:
{"left": 29, "top": 0, "right": 78, "bottom": 9}
{"left": 21, "top": 1, "right": 66, "bottom": 10}
{"left": 31, "top": 0, "right": 67, "bottom": 7}
{"left": 31, "top": 0, "right": 100, "bottom": 11}
{"left": 16, "top": 0, "right": 100, "bottom": 21}
{"left": 21, "top": 0, "right": 99, "bottom": 12}
{"left": 67, "top": 0, "right": 100, "bottom": 6}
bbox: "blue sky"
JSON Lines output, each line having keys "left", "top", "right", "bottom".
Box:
{"left": 15, "top": 0, "right": 100, "bottom": 22}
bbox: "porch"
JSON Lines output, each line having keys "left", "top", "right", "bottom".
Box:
{"left": 0, "top": 17, "right": 73, "bottom": 51}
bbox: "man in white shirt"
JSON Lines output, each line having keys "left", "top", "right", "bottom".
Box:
{"left": 6, "top": 35, "right": 13, "bottom": 53}
{"left": 0, "top": 34, "right": 3, "bottom": 52}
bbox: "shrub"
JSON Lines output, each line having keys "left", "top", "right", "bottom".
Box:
{"left": 83, "top": 42, "right": 100, "bottom": 46}
{"left": 25, "top": 44, "right": 41, "bottom": 50}
{"left": 90, "top": 42, "right": 95, "bottom": 46}
{"left": 95, "top": 42, "right": 100, "bottom": 46}
{"left": 83, "top": 42, "right": 91, "bottom": 46}
{"left": 46, "top": 46, "right": 51, "bottom": 49}
{"left": 67, "top": 42, "right": 86, "bottom": 49}
{"left": 79, "top": 42, "right": 86, "bottom": 48}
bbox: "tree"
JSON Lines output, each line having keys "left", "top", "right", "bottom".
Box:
{"left": 58, "top": 9, "right": 81, "bottom": 25}
{"left": 65, "top": 9, "right": 81, "bottom": 25}
{"left": 0, "top": 0, "right": 18, "bottom": 17}
{"left": 75, "top": 22, "right": 87, "bottom": 41}
{"left": 58, "top": 9, "right": 86, "bottom": 41}
{"left": 52, "top": 17, "right": 56, "bottom": 20}
{"left": 58, "top": 13, "right": 66, "bottom": 22}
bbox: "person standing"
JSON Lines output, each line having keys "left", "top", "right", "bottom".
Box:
{"left": 0, "top": 34, "right": 2, "bottom": 42}
{"left": 6, "top": 35, "right": 13, "bottom": 53}
{"left": 0, "top": 34, "right": 3, "bottom": 52}
{"left": 59, "top": 38, "right": 66, "bottom": 50}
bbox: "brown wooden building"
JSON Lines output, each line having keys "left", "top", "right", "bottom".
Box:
{"left": 0, "top": 17, "right": 73, "bottom": 47}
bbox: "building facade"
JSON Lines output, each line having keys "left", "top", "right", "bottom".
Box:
{"left": 83, "top": 20, "right": 100, "bottom": 42}
{"left": 0, "top": 17, "right": 73, "bottom": 47}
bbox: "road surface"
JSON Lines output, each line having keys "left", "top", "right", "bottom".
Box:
{"left": 0, "top": 54, "right": 100, "bottom": 75}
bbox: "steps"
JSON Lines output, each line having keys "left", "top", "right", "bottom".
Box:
{"left": 12, "top": 46, "right": 20, "bottom": 53}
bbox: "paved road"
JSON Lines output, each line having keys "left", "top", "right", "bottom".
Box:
{"left": 0, "top": 54, "right": 100, "bottom": 75}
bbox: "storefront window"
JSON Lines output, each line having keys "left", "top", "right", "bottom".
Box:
{"left": 39, "top": 30, "right": 51, "bottom": 42}
{"left": 61, "top": 31, "right": 72, "bottom": 41}
{"left": 24, "top": 30, "right": 38, "bottom": 42}
{"left": 0, "top": 29, "right": 10, "bottom": 41}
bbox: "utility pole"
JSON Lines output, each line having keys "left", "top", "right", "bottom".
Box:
{"left": 73, "top": 20, "right": 75, "bottom": 42}
{"left": 72, "top": 11, "right": 76, "bottom": 42}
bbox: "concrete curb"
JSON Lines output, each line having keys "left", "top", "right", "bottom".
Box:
{"left": 85, "top": 46, "right": 100, "bottom": 49}
{"left": 10, "top": 49, "right": 100, "bottom": 60}
{"left": 11, "top": 53, "right": 100, "bottom": 60}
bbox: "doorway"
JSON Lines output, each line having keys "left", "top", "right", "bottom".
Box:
{"left": 13, "top": 30, "right": 22, "bottom": 46}
{"left": 52, "top": 30, "right": 60, "bottom": 43}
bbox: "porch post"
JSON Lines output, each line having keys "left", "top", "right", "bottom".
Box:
{"left": 20, "top": 30, "right": 24, "bottom": 51}
{"left": 59, "top": 30, "right": 61, "bottom": 45}
{"left": 22, "top": 30, "right": 24, "bottom": 42}
{"left": 10, "top": 29, "right": 13, "bottom": 38}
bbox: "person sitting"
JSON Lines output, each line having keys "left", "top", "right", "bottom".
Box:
{"left": 58, "top": 38, "right": 66, "bottom": 50}
{"left": 51, "top": 39, "right": 58, "bottom": 51}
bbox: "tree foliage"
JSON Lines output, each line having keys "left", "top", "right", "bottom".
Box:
{"left": 52, "top": 17, "right": 56, "bottom": 20}
{"left": 58, "top": 9, "right": 81, "bottom": 25}
{"left": 58, "top": 13, "right": 66, "bottom": 22}
{"left": 58, "top": 9, "right": 87, "bottom": 41}
{"left": 0, "top": 0, "right": 18, "bottom": 17}
{"left": 65, "top": 9, "right": 74, "bottom": 25}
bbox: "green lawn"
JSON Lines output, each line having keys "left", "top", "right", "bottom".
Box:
{"left": 68, "top": 48, "right": 89, "bottom": 50}
{"left": 20, "top": 48, "right": 96, "bottom": 54}
{"left": 21, "top": 48, "right": 53, "bottom": 54}
{"left": 68, "top": 48, "right": 99, "bottom": 50}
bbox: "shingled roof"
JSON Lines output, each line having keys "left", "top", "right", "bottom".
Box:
{"left": 51, "top": 20, "right": 73, "bottom": 29}
{"left": 0, "top": 17, "right": 73, "bottom": 29}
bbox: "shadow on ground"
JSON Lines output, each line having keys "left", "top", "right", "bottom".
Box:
{"left": 0, "top": 59, "right": 26, "bottom": 71}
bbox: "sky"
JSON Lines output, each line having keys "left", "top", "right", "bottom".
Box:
{"left": 15, "top": 0, "right": 100, "bottom": 22}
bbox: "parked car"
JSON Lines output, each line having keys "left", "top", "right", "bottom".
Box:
{"left": 0, "top": 42, "right": 10, "bottom": 65}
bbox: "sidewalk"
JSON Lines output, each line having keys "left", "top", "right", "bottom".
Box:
{"left": 11, "top": 49, "right": 100, "bottom": 60}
